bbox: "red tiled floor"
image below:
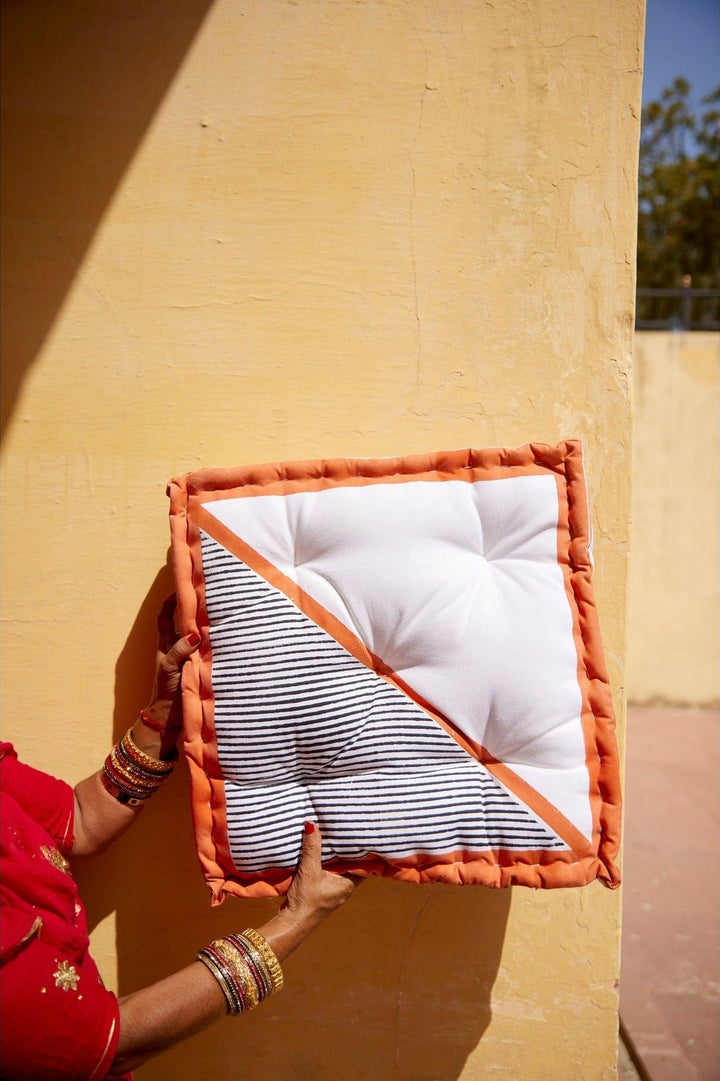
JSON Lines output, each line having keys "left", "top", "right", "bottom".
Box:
{"left": 620, "top": 707, "right": 720, "bottom": 1081}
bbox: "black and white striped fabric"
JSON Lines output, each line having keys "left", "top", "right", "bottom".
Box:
{"left": 201, "top": 531, "right": 566, "bottom": 872}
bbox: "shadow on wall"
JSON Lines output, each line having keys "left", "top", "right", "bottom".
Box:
{"left": 0, "top": 0, "right": 214, "bottom": 440}
{"left": 75, "top": 567, "right": 512, "bottom": 1081}
{"left": 10, "top": 5, "right": 513, "bottom": 1074}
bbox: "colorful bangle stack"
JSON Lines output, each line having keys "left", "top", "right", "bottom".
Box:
{"left": 196, "top": 928, "right": 284, "bottom": 1015}
{"left": 100, "top": 728, "right": 176, "bottom": 806}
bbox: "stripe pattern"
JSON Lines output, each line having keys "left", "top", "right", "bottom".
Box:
{"left": 200, "top": 531, "right": 567, "bottom": 872}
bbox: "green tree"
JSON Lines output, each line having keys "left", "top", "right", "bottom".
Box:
{"left": 637, "top": 77, "right": 719, "bottom": 327}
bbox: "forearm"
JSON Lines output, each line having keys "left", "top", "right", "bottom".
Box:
{"left": 72, "top": 709, "right": 178, "bottom": 857}
{"left": 72, "top": 617, "right": 199, "bottom": 857}
{"left": 112, "top": 961, "right": 227, "bottom": 1075}
{"left": 72, "top": 771, "right": 140, "bottom": 856}
{"left": 112, "top": 908, "right": 316, "bottom": 1074}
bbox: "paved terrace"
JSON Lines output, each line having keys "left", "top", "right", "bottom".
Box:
{"left": 619, "top": 707, "right": 719, "bottom": 1081}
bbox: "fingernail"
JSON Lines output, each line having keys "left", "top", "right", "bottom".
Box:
{"left": 304, "top": 821, "right": 315, "bottom": 834}
{"left": 188, "top": 632, "right": 201, "bottom": 647}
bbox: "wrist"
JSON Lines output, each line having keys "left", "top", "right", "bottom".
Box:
{"left": 100, "top": 728, "right": 175, "bottom": 808}
{"left": 131, "top": 712, "right": 180, "bottom": 762}
{"left": 140, "top": 699, "right": 175, "bottom": 726}
{"left": 258, "top": 906, "right": 321, "bottom": 962}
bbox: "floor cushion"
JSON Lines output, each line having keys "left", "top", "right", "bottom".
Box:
{"left": 168, "top": 440, "right": 621, "bottom": 899}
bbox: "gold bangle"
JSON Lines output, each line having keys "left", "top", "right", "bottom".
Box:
{"left": 240, "top": 928, "right": 284, "bottom": 993}
{"left": 102, "top": 746, "right": 165, "bottom": 804}
{"left": 212, "top": 939, "right": 260, "bottom": 1011}
{"left": 100, "top": 766, "right": 149, "bottom": 805}
{"left": 120, "top": 728, "right": 176, "bottom": 774}
{"left": 197, "top": 937, "right": 272, "bottom": 1014}
{"left": 196, "top": 948, "right": 240, "bottom": 1014}
{"left": 109, "top": 745, "right": 164, "bottom": 788}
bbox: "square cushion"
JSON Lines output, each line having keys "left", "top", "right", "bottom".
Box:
{"left": 169, "top": 440, "right": 621, "bottom": 900}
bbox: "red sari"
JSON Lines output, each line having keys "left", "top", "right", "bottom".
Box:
{"left": 0, "top": 743, "right": 121, "bottom": 1080}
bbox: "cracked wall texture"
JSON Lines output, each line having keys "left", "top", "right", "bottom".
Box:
{"left": 1, "top": 1, "right": 643, "bottom": 1078}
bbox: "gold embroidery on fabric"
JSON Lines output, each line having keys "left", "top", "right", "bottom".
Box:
{"left": 41, "top": 845, "right": 70, "bottom": 874}
{"left": 53, "top": 960, "right": 80, "bottom": 992}
{"left": 20, "top": 915, "right": 43, "bottom": 947}
{"left": 87, "top": 1018, "right": 117, "bottom": 1081}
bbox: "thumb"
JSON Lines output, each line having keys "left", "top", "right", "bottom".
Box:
{"left": 165, "top": 630, "right": 201, "bottom": 669}
{"left": 299, "top": 820, "right": 322, "bottom": 864}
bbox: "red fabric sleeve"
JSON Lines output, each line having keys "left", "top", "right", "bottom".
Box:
{"left": 0, "top": 743, "right": 75, "bottom": 854}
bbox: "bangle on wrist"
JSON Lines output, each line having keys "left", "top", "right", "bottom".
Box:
{"left": 124, "top": 724, "right": 178, "bottom": 767}
{"left": 196, "top": 929, "right": 283, "bottom": 1015}
{"left": 100, "top": 727, "right": 176, "bottom": 806}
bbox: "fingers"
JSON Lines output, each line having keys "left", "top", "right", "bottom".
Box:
{"left": 157, "top": 595, "right": 178, "bottom": 652}
{"left": 164, "top": 631, "right": 201, "bottom": 670}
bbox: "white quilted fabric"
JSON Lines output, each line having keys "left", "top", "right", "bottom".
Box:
{"left": 205, "top": 475, "right": 590, "bottom": 838}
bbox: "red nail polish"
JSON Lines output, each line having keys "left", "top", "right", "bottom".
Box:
{"left": 188, "top": 632, "right": 201, "bottom": 647}
{"left": 304, "top": 821, "right": 315, "bottom": 834}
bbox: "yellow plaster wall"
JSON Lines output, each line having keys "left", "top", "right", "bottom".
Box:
{"left": 628, "top": 332, "right": 720, "bottom": 706}
{"left": 1, "top": 2, "right": 642, "bottom": 1078}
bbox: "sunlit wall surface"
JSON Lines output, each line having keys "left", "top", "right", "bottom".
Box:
{"left": 629, "top": 332, "right": 720, "bottom": 707}
{"left": 1, "top": 2, "right": 643, "bottom": 1078}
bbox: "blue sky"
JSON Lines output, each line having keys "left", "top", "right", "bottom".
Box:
{"left": 642, "top": 0, "right": 720, "bottom": 110}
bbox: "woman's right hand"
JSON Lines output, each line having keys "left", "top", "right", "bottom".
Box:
{"left": 256, "top": 823, "right": 360, "bottom": 961}
{"left": 112, "top": 822, "right": 360, "bottom": 1075}
{"left": 283, "top": 822, "right": 359, "bottom": 933}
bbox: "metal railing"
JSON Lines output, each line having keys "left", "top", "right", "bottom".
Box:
{"left": 635, "top": 286, "right": 720, "bottom": 330}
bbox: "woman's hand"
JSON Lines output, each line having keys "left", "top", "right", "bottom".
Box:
{"left": 72, "top": 599, "right": 199, "bottom": 856}
{"left": 258, "top": 823, "right": 361, "bottom": 961}
{"left": 283, "top": 822, "right": 359, "bottom": 933}
{"left": 112, "top": 824, "right": 360, "bottom": 1075}
{"left": 141, "top": 595, "right": 200, "bottom": 734}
